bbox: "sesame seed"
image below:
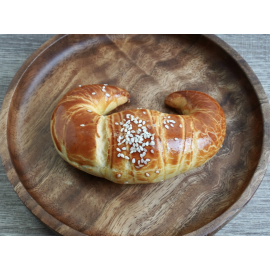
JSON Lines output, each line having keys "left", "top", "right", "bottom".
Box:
{"left": 145, "top": 173, "right": 150, "bottom": 177}
{"left": 115, "top": 122, "right": 119, "bottom": 125}
{"left": 150, "top": 150, "right": 154, "bottom": 154}
{"left": 120, "top": 122, "right": 123, "bottom": 125}
{"left": 170, "top": 124, "right": 174, "bottom": 127}
{"left": 156, "top": 170, "right": 159, "bottom": 174}
{"left": 116, "top": 148, "right": 121, "bottom": 152}
{"left": 164, "top": 121, "right": 166, "bottom": 124}
{"left": 115, "top": 113, "right": 157, "bottom": 166}
{"left": 106, "top": 93, "right": 110, "bottom": 97}
{"left": 87, "top": 110, "right": 92, "bottom": 112}
{"left": 122, "top": 147, "right": 126, "bottom": 150}
{"left": 104, "top": 84, "right": 108, "bottom": 85}
{"left": 79, "top": 85, "right": 81, "bottom": 87}
{"left": 120, "top": 154, "right": 125, "bottom": 158}
{"left": 161, "top": 180, "right": 164, "bottom": 182}
{"left": 179, "top": 124, "right": 182, "bottom": 128}
{"left": 174, "top": 138, "right": 179, "bottom": 141}
{"left": 168, "top": 116, "right": 170, "bottom": 118}
{"left": 145, "top": 159, "right": 150, "bottom": 162}
{"left": 117, "top": 174, "right": 121, "bottom": 178}
{"left": 132, "top": 158, "right": 135, "bottom": 163}
{"left": 102, "top": 89, "right": 106, "bottom": 92}
{"left": 165, "top": 125, "right": 169, "bottom": 129}
{"left": 80, "top": 124, "right": 85, "bottom": 127}
{"left": 117, "top": 153, "right": 121, "bottom": 157}
{"left": 125, "top": 182, "right": 129, "bottom": 184}
{"left": 143, "top": 112, "right": 146, "bottom": 114}
{"left": 135, "top": 166, "right": 140, "bottom": 169}
{"left": 92, "top": 92, "right": 96, "bottom": 95}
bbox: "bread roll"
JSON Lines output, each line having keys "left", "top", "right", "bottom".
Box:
{"left": 50, "top": 84, "right": 226, "bottom": 184}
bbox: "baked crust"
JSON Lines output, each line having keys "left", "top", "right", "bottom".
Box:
{"left": 51, "top": 84, "right": 226, "bottom": 184}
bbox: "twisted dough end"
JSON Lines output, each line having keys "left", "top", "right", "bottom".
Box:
{"left": 165, "top": 91, "right": 226, "bottom": 170}
{"left": 51, "top": 85, "right": 226, "bottom": 184}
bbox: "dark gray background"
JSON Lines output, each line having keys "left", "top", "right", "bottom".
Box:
{"left": 0, "top": 35, "right": 269, "bottom": 236}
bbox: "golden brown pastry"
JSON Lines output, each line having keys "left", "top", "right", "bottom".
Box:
{"left": 51, "top": 84, "right": 226, "bottom": 184}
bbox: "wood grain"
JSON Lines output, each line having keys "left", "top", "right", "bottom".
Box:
{"left": 1, "top": 34, "right": 270, "bottom": 235}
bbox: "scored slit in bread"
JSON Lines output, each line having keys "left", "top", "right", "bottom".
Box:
{"left": 50, "top": 84, "right": 226, "bottom": 184}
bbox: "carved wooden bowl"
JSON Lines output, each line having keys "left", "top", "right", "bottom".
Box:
{"left": 1, "top": 35, "right": 269, "bottom": 235}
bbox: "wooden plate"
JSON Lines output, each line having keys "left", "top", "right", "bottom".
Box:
{"left": 1, "top": 34, "right": 270, "bottom": 236}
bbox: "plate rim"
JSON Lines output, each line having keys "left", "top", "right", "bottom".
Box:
{"left": 1, "top": 34, "right": 269, "bottom": 236}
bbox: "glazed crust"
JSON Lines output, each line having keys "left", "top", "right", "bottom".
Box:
{"left": 50, "top": 85, "right": 226, "bottom": 184}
